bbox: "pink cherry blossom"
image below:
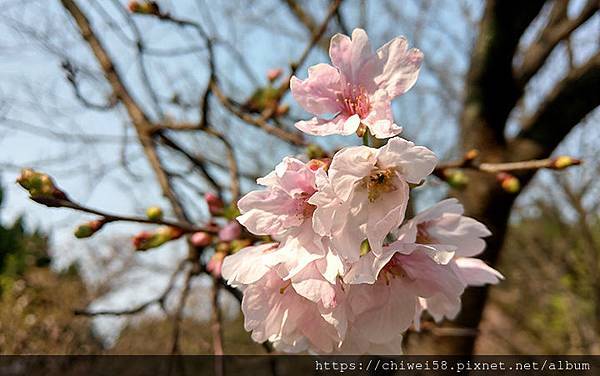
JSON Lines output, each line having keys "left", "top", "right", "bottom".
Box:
{"left": 237, "top": 157, "right": 318, "bottom": 240}
{"left": 399, "top": 199, "right": 503, "bottom": 324}
{"left": 341, "top": 241, "right": 464, "bottom": 346}
{"left": 291, "top": 28, "right": 423, "bottom": 138}
{"left": 310, "top": 137, "right": 437, "bottom": 261}
{"left": 240, "top": 270, "right": 344, "bottom": 353}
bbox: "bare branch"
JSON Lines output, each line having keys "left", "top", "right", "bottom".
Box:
{"left": 511, "top": 51, "right": 600, "bottom": 160}
{"left": 75, "top": 259, "right": 189, "bottom": 316}
{"left": 516, "top": 0, "right": 598, "bottom": 88}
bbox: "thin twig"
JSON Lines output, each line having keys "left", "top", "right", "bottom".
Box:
{"left": 75, "top": 259, "right": 189, "bottom": 316}
{"left": 30, "top": 195, "right": 217, "bottom": 234}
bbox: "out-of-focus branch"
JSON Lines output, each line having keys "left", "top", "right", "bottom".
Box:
{"left": 61, "top": 59, "right": 118, "bottom": 111}
{"left": 157, "top": 133, "right": 222, "bottom": 195}
{"left": 29, "top": 195, "right": 216, "bottom": 234}
{"left": 60, "top": 0, "right": 190, "bottom": 222}
{"left": 511, "top": 51, "right": 600, "bottom": 160}
{"left": 75, "top": 259, "right": 189, "bottom": 316}
{"left": 462, "top": 0, "right": 546, "bottom": 144}
{"left": 516, "top": 0, "right": 598, "bottom": 89}
{"left": 434, "top": 151, "right": 582, "bottom": 176}
{"left": 263, "top": 0, "right": 343, "bottom": 121}
{"left": 210, "top": 277, "right": 224, "bottom": 357}
{"left": 211, "top": 82, "right": 307, "bottom": 146}
{"left": 170, "top": 266, "right": 195, "bottom": 354}
{"left": 282, "top": 0, "right": 330, "bottom": 51}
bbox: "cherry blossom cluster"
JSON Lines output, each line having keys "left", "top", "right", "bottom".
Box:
{"left": 221, "top": 29, "right": 503, "bottom": 354}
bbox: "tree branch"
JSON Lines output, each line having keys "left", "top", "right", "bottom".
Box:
{"left": 60, "top": 0, "right": 190, "bottom": 222}
{"left": 511, "top": 51, "right": 600, "bottom": 161}
{"left": 516, "top": 0, "right": 598, "bottom": 89}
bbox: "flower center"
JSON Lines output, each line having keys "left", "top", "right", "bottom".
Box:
{"left": 337, "top": 83, "right": 370, "bottom": 118}
{"left": 294, "top": 192, "right": 316, "bottom": 219}
{"left": 416, "top": 224, "right": 434, "bottom": 244}
{"left": 364, "top": 167, "right": 397, "bottom": 202}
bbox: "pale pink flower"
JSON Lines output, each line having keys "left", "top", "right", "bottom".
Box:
{"left": 291, "top": 28, "right": 423, "bottom": 138}
{"left": 236, "top": 268, "right": 346, "bottom": 353}
{"left": 237, "top": 157, "right": 317, "bottom": 240}
{"left": 341, "top": 241, "right": 464, "bottom": 345}
{"left": 399, "top": 199, "right": 503, "bottom": 324}
{"left": 221, "top": 242, "right": 280, "bottom": 287}
{"left": 309, "top": 137, "right": 437, "bottom": 261}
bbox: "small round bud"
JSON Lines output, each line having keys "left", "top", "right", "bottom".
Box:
{"left": 127, "top": 1, "right": 141, "bottom": 12}
{"left": 552, "top": 156, "right": 581, "bottom": 170}
{"left": 275, "top": 104, "right": 289, "bottom": 116}
{"left": 497, "top": 172, "right": 520, "bottom": 193}
{"left": 443, "top": 169, "right": 469, "bottom": 189}
{"left": 205, "top": 192, "right": 224, "bottom": 216}
{"left": 207, "top": 251, "right": 226, "bottom": 278}
{"left": 191, "top": 231, "right": 212, "bottom": 247}
{"left": 267, "top": 68, "right": 283, "bottom": 82}
{"left": 146, "top": 206, "right": 163, "bottom": 221}
{"left": 74, "top": 220, "right": 104, "bottom": 239}
{"left": 219, "top": 221, "right": 241, "bottom": 242}
{"left": 464, "top": 149, "right": 479, "bottom": 161}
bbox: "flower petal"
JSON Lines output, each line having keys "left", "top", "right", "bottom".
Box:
{"left": 377, "top": 137, "right": 438, "bottom": 184}
{"left": 375, "top": 36, "right": 424, "bottom": 98}
{"left": 455, "top": 257, "right": 504, "bottom": 286}
{"left": 329, "top": 28, "right": 373, "bottom": 84}
{"left": 295, "top": 114, "right": 358, "bottom": 136}
{"left": 290, "top": 63, "right": 342, "bottom": 116}
{"left": 363, "top": 89, "right": 402, "bottom": 138}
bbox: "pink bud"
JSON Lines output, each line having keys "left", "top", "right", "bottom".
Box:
{"left": 207, "top": 252, "right": 226, "bottom": 278}
{"left": 205, "top": 192, "right": 223, "bottom": 215}
{"left": 191, "top": 231, "right": 212, "bottom": 247}
{"left": 218, "top": 221, "right": 241, "bottom": 242}
{"left": 267, "top": 68, "right": 283, "bottom": 82}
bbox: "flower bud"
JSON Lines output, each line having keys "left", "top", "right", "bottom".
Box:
{"left": 443, "top": 169, "right": 469, "bottom": 190}
{"left": 17, "top": 169, "right": 67, "bottom": 200}
{"left": 497, "top": 172, "right": 520, "bottom": 193}
{"left": 551, "top": 156, "right": 581, "bottom": 170}
{"left": 127, "top": 1, "right": 141, "bottom": 12}
{"left": 275, "top": 104, "right": 289, "bottom": 116}
{"left": 128, "top": 1, "right": 159, "bottom": 14}
{"left": 146, "top": 206, "right": 163, "bottom": 221}
{"left": 207, "top": 251, "right": 226, "bottom": 278}
{"left": 74, "top": 220, "right": 105, "bottom": 239}
{"left": 267, "top": 68, "right": 283, "bottom": 82}
{"left": 191, "top": 231, "right": 212, "bottom": 247}
{"left": 133, "top": 226, "right": 184, "bottom": 251}
{"left": 219, "top": 221, "right": 241, "bottom": 242}
{"left": 464, "top": 149, "right": 479, "bottom": 161}
{"left": 205, "top": 192, "right": 224, "bottom": 216}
